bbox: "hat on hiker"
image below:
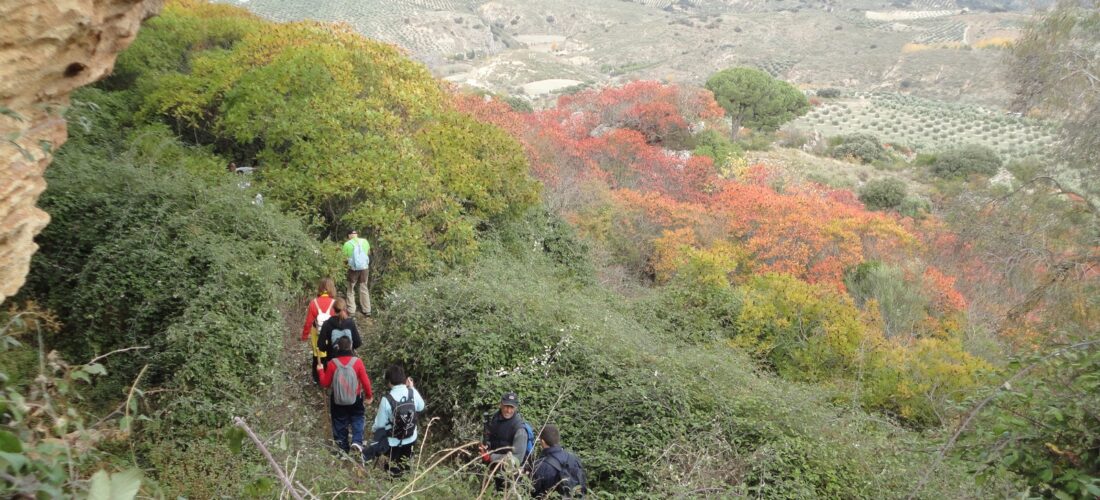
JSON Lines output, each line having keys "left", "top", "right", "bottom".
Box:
{"left": 500, "top": 392, "right": 519, "bottom": 408}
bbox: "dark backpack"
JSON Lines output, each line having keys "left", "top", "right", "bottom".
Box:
{"left": 384, "top": 387, "right": 417, "bottom": 440}
{"left": 544, "top": 452, "right": 587, "bottom": 498}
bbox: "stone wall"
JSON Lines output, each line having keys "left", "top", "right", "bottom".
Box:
{"left": 0, "top": 0, "right": 162, "bottom": 303}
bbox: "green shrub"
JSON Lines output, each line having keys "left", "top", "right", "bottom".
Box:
{"left": 931, "top": 144, "right": 1002, "bottom": 179}
{"left": 693, "top": 129, "right": 744, "bottom": 172}
{"left": 858, "top": 178, "right": 908, "bottom": 211}
{"left": 829, "top": 133, "right": 887, "bottom": 164}
{"left": 21, "top": 120, "right": 325, "bottom": 427}
{"left": 639, "top": 272, "right": 742, "bottom": 344}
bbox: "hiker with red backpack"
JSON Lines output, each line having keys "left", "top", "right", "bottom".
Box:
{"left": 317, "top": 298, "right": 362, "bottom": 365}
{"left": 364, "top": 364, "right": 425, "bottom": 475}
{"left": 316, "top": 335, "right": 373, "bottom": 455}
{"left": 301, "top": 278, "right": 337, "bottom": 383}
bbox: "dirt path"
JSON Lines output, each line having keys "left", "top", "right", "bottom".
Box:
{"left": 259, "top": 296, "right": 384, "bottom": 448}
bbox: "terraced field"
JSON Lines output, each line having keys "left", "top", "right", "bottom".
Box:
{"left": 910, "top": 0, "right": 958, "bottom": 9}
{"left": 792, "top": 93, "right": 1058, "bottom": 161}
{"left": 218, "top": 0, "right": 491, "bottom": 59}
{"left": 912, "top": 20, "right": 967, "bottom": 44}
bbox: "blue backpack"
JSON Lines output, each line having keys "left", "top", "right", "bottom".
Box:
{"left": 330, "top": 328, "right": 352, "bottom": 353}
{"left": 522, "top": 421, "right": 535, "bottom": 463}
{"left": 348, "top": 239, "right": 369, "bottom": 271}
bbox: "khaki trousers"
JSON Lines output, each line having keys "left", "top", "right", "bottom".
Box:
{"left": 346, "top": 268, "right": 371, "bottom": 315}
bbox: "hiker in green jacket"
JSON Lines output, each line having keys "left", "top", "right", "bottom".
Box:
{"left": 342, "top": 230, "right": 372, "bottom": 317}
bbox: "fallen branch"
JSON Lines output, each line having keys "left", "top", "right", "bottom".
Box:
{"left": 232, "top": 416, "right": 307, "bottom": 500}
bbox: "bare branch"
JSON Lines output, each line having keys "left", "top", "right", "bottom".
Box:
{"left": 233, "top": 416, "right": 308, "bottom": 500}
{"left": 86, "top": 345, "right": 150, "bottom": 366}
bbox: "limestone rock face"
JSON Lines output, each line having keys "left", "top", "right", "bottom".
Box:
{"left": 0, "top": 0, "right": 162, "bottom": 303}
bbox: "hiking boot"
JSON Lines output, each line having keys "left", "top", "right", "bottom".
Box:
{"left": 350, "top": 443, "right": 363, "bottom": 455}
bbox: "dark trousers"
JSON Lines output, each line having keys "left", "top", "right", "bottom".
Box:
{"left": 364, "top": 428, "right": 415, "bottom": 476}
{"left": 331, "top": 413, "right": 365, "bottom": 452}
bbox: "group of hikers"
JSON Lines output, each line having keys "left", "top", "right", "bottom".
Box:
{"left": 300, "top": 229, "right": 588, "bottom": 497}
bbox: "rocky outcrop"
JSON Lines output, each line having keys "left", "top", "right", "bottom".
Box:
{"left": 0, "top": 0, "right": 161, "bottom": 303}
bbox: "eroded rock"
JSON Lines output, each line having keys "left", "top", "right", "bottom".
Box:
{"left": 0, "top": 0, "right": 162, "bottom": 303}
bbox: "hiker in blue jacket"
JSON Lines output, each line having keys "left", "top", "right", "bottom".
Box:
{"left": 364, "top": 364, "right": 425, "bottom": 476}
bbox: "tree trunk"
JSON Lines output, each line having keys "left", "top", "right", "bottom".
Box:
{"left": 729, "top": 117, "right": 742, "bottom": 141}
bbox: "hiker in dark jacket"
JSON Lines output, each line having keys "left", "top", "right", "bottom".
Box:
{"left": 317, "top": 298, "right": 362, "bottom": 365}
{"left": 531, "top": 424, "right": 587, "bottom": 498}
{"left": 480, "top": 392, "right": 528, "bottom": 467}
{"left": 315, "top": 336, "right": 372, "bottom": 454}
{"left": 480, "top": 392, "right": 529, "bottom": 491}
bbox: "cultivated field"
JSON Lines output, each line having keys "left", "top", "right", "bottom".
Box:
{"left": 791, "top": 92, "right": 1057, "bottom": 161}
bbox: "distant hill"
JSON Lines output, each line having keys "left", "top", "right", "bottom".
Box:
{"left": 218, "top": 0, "right": 1044, "bottom": 106}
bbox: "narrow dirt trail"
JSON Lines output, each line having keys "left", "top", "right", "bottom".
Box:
{"left": 236, "top": 296, "right": 400, "bottom": 497}
{"left": 257, "top": 296, "right": 385, "bottom": 449}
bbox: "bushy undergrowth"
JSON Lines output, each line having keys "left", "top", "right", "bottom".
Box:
{"left": 372, "top": 231, "right": 1003, "bottom": 496}
{"left": 858, "top": 177, "right": 908, "bottom": 210}
{"left": 930, "top": 144, "right": 1003, "bottom": 179}
{"left": 20, "top": 96, "right": 326, "bottom": 428}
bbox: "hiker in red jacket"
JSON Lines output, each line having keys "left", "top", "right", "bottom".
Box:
{"left": 316, "top": 335, "right": 373, "bottom": 455}
{"left": 301, "top": 278, "right": 337, "bottom": 384}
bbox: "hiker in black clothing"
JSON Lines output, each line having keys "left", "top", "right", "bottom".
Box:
{"left": 317, "top": 298, "right": 362, "bottom": 365}
{"left": 480, "top": 392, "right": 530, "bottom": 491}
{"left": 531, "top": 424, "right": 587, "bottom": 498}
{"left": 480, "top": 392, "right": 529, "bottom": 465}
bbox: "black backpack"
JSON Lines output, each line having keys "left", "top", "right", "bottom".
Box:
{"left": 544, "top": 452, "right": 587, "bottom": 498}
{"left": 385, "top": 387, "right": 417, "bottom": 440}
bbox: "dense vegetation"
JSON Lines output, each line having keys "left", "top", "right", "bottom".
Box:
{"left": 6, "top": 88, "right": 327, "bottom": 496}
{"left": 3, "top": 0, "right": 1099, "bottom": 498}
{"left": 111, "top": 0, "right": 538, "bottom": 289}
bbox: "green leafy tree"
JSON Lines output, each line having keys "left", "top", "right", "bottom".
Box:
{"left": 705, "top": 67, "right": 809, "bottom": 139}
